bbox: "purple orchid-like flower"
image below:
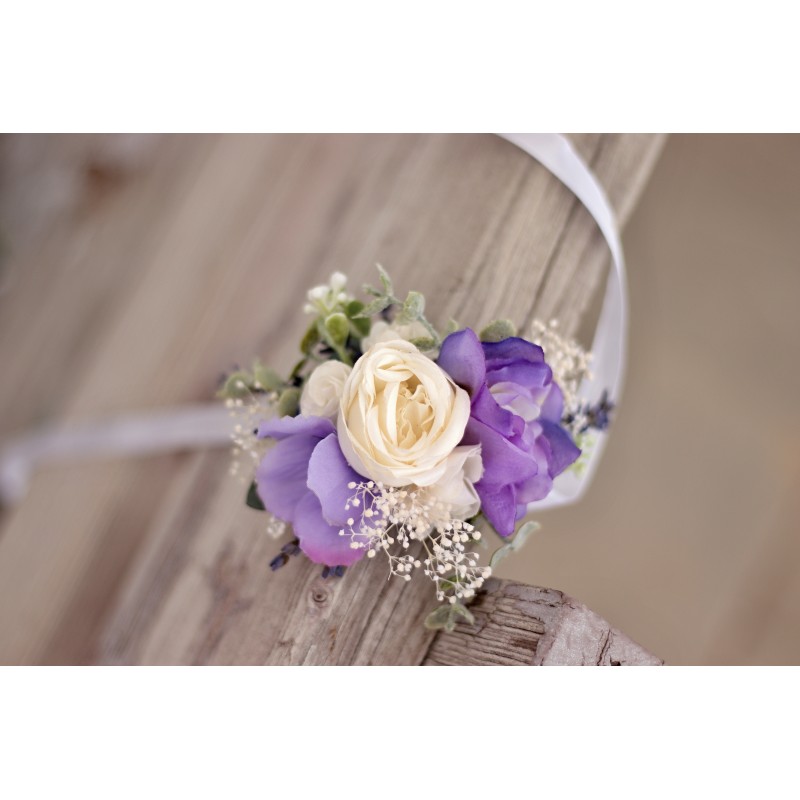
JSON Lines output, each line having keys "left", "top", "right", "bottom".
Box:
{"left": 437, "top": 328, "right": 580, "bottom": 537}
{"left": 255, "top": 415, "right": 370, "bottom": 566}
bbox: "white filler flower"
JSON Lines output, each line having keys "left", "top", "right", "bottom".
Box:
{"left": 299, "top": 360, "right": 352, "bottom": 420}
{"left": 338, "top": 339, "right": 471, "bottom": 488}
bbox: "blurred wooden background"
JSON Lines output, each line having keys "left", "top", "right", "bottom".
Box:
{"left": 1, "top": 133, "right": 798, "bottom": 664}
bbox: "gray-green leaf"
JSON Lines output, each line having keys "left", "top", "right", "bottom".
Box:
{"left": 218, "top": 370, "right": 254, "bottom": 399}
{"left": 399, "top": 290, "right": 425, "bottom": 322}
{"left": 489, "top": 520, "right": 541, "bottom": 568}
{"left": 252, "top": 362, "right": 283, "bottom": 392}
{"left": 479, "top": 319, "right": 518, "bottom": 343}
{"left": 409, "top": 337, "right": 438, "bottom": 352}
{"left": 424, "top": 602, "right": 476, "bottom": 633}
{"left": 376, "top": 263, "right": 394, "bottom": 295}
{"left": 353, "top": 296, "right": 392, "bottom": 318}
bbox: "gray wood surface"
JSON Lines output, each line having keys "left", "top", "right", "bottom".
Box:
{"left": 425, "top": 579, "right": 662, "bottom": 666}
{"left": 0, "top": 134, "right": 665, "bottom": 664}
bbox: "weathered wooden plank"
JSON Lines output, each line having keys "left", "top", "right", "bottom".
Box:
{"left": 424, "top": 579, "right": 663, "bottom": 666}
{"left": 0, "top": 134, "right": 665, "bottom": 663}
{"left": 91, "top": 133, "right": 666, "bottom": 665}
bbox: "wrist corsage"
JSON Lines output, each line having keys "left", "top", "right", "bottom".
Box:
{"left": 221, "top": 266, "right": 612, "bottom": 629}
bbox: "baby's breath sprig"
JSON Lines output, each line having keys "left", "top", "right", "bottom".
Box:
{"left": 223, "top": 382, "right": 288, "bottom": 543}
{"left": 224, "top": 386, "right": 275, "bottom": 484}
{"left": 529, "top": 319, "right": 593, "bottom": 423}
{"left": 339, "top": 480, "right": 491, "bottom": 608}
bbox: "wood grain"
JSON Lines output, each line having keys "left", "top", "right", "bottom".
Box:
{"left": 0, "top": 134, "right": 665, "bottom": 664}
{"left": 424, "top": 579, "right": 662, "bottom": 666}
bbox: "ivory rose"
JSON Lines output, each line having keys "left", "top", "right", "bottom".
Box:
{"left": 299, "top": 360, "right": 352, "bottom": 419}
{"left": 337, "top": 339, "right": 472, "bottom": 488}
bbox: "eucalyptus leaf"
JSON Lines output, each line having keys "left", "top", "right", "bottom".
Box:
{"left": 353, "top": 296, "right": 392, "bottom": 319}
{"left": 424, "top": 602, "right": 475, "bottom": 633}
{"left": 480, "top": 319, "right": 518, "bottom": 343}
{"left": 445, "top": 318, "right": 460, "bottom": 335}
{"left": 218, "top": 370, "right": 254, "bottom": 399}
{"left": 489, "top": 520, "right": 541, "bottom": 568}
{"left": 409, "top": 337, "right": 438, "bottom": 352}
{"left": 252, "top": 362, "right": 283, "bottom": 392}
{"left": 277, "top": 387, "right": 301, "bottom": 417}
{"left": 376, "top": 263, "right": 393, "bottom": 295}
{"left": 245, "top": 481, "right": 266, "bottom": 511}
{"left": 398, "top": 290, "right": 425, "bottom": 322}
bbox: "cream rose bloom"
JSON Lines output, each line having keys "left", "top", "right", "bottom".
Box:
{"left": 338, "top": 339, "right": 472, "bottom": 487}
{"left": 300, "top": 360, "right": 352, "bottom": 419}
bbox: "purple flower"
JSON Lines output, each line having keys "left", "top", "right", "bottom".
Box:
{"left": 437, "top": 328, "right": 580, "bottom": 537}
{"left": 255, "top": 415, "right": 369, "bottom": 566}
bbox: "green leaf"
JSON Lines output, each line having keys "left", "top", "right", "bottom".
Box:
{"left": 218, "top": 370, "right": 254, "bottom": 399}
{"left": 424, "top": 602, "right": 476, "bottom": 633}
{"left": 289, "top": 357, "right": 308, "bottom": 380}
{"left": 352, "top": 316, "right": 371, "bottom": 338}
{"left": 245, "top": 481, "right": 266, "bottom": 511}
{"left": 489, "top": 520, "right": 541, "bottom": 568}
{"left": 300, "top": 323, "right": 320, "bottom": 355}
{"left": 277, "top": 387, "right": 301, "bottom": 417}
{"left": 375, "top": 263, "right": 393, "bottom": 295}
{"left": 346, "top": 299, "right": 365, "bottom": 318}
{"left": 398, "top": 290, "right": 425, "bottom": 323}
{"left": 353, "top": 296, "right": 392, "bottom": 319}
{"left": 479, "top": 319, "right": 518, "bottom": 343}
{"left": 346, "top": 300, "right": 371, "bottom": 337}
{"left": 568, "top": 432, "right": 594, "bottom": 478}
{"left": 252, "top": 362, "right": 283, "bottom": 392}
{"left": 324, "top": 312, "right": 350, "bottom": 345}
{"left": 409, "top": 337, "right": 438, "bottom": 352}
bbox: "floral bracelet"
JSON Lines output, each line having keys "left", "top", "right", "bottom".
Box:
{"left": 220, "top": 267, "right": 612, "bottom": 630}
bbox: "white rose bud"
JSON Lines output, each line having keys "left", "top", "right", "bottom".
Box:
{"left": 300, "top": 360, "right": 353, "bottom": 420}
{"left": 337, "top": 339, "right": 470, "bottom": 487}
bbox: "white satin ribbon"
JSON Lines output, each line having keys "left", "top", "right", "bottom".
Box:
{"left": 0, "top": 133, "right": 627, "bottom": 509}
{"left": 497, "top": 134, "right": 628, "bottom": 511}
{"left": 0, "top": 405, "right": 233, "bottom": 505}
